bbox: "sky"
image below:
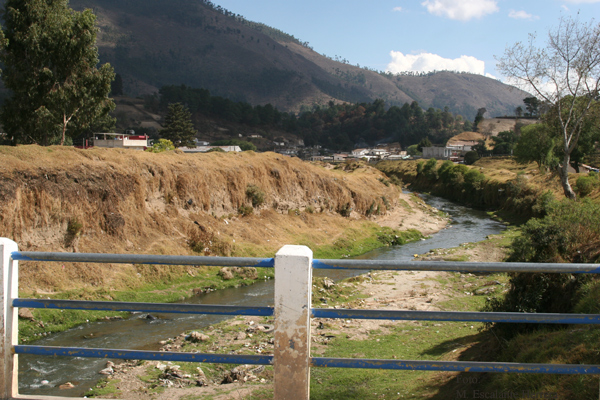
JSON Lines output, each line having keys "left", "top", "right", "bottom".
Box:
{"left": 212, "top": 0, "right": 600, "bottom": 82}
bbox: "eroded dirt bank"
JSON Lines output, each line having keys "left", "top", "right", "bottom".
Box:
{"left": 0, "top": 145, "right": 446, "bottom": 294}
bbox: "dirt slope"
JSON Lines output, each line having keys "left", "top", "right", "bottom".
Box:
{"left": 0, "top": 146, "right": 447, "bottom": 293}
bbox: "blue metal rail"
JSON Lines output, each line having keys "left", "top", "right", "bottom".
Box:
{"left": 10, "top": 250, "right": 600, "bottom": 377}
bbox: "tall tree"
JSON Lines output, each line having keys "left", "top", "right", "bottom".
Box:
{"left": 0, "top": 0, "right": 115, "bottom": 146}
{"left": 160, "top": 103, "right": 197, "bottom": 148}
{"left": 498, "top": 15, "right": 600, "bottom": 199}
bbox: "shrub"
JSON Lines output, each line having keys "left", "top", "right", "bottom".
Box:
{"left": 437, "top": 160, "right": 454, "bottom": 181}
{"left": 423, "top": 158, "right": 438, "bottom": 180}
{"left": 246, "top": 184, "right": 265, "bottom": 208}
{"left": 464, "top": 150, "right": 480, "bottom": 165}
{"left": 146, "top": 138, "right": 174, "bottom": 153}
{"left": 67, "top": 218, "right": 83, "bottom": 236}
{"left": 576, "top": 175, "right": 599, "bottom": 197}
{"left": 486, "top": 198, "right": 600, "bottom": 335}
{"left": 338, "top": 203, "right": 352, "bottom": 217}
{"left": 238, "top": 205, "right": 254, "bottom": 216}
{"left": 416, "top": 161, "right": 424, "bottom": 175}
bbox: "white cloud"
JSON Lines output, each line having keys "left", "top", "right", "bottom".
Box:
{"left": 421, "top": 0, "right": 499, "bottom": 21}
{"left": 563, "top": 0, "right": 600, "bottom": 3}
{"left": 508, "top": 10, "right": 539, "bottom": 20}
{"left": 393, "top": 6, "right": 403, "bottom": 12}
{"left": 386, "top": 51, "right": 486, "bottom": 75}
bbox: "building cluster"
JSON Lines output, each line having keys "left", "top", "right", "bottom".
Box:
{"left": 310, "top": 145, "right": 409, "bottom": 163}
{"left": 80, "top": 132, "right": 477, "bottom": 164}
{"left": 422, "top": 139, "right": 478, "bottom": 162}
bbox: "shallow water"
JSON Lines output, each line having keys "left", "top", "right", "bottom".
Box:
{"left": 18, "top": 193, "right": 506, "bottom": 397}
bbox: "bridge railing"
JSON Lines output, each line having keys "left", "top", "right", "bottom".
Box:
{"left": 2, "top": 238, "right": 600, "bottom": 399}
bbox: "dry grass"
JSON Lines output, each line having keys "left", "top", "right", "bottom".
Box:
{"left": 0, "top": 146, "right": 401, "bottom": 293}
{"left": 477, "top": 118, "right": 538, "bottom": 136}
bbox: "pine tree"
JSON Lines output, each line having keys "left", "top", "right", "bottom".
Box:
{"left": 0, "top": 0, "right": 115, "bottom": 146}
{"left": 160, "top": 103, "right": 197, "bottom": 148}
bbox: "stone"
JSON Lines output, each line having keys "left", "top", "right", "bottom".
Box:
{"left": 59, "top": 382, "right": 75, "bottom": 389}
{"left": 188, "top": 331, "right": 210, "bottom": 343}
{"left": 323, "top": 278, "right": 335, "bottom": 289}
{"left": 18, "top": 308, "right": 35, "bottom": 321}
{"left": 235, "top": 332, "right": 247, "bottom": 340}
{"left": 475, "top": 287, "right": 496, "bottom": 295}
{"left": 219, "top": 267, "right": 234, "bottom": 280}
{"left": 99, "top": 367, "right": 113, "bottom": 375}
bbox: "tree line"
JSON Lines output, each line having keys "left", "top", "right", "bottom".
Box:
{"left": 152, "top": 84, "right": 470, "bottom": 151}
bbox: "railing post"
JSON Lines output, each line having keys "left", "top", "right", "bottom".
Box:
{"left": 273, "top": 245, "right": 312, "bottom": 400}
{"left": 0, "top": 238, "right": 19, "bottom": 399}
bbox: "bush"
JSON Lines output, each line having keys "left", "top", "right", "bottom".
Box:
{"left": 464, "top": 150, "right": 480, "bottom": 165}
{"left": 146, "top": 138, "right": 174, "bottom": 153}
{"left": 67, "top": 218, "right": 83, "bottom": 236}
{"left": 338, "top": 202, "right": 352, "bottom": 217}
{"left": 246, "top": 184, "right": 265, "bottom": 208}
{"left": 238, "top": 205, "right": 254, "bottom": 216}
{"left": 576, "top": 175, "right": 599, "bottom": 197}
{"left": 486, "top": 198, "right": 600, "bottom": 335}
{"left": 423, "top": 158, "right": 438, "bottom": 180}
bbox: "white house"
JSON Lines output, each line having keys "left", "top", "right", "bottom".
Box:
{"left": 90, "top": 133, "right": 149, "bottom": 150}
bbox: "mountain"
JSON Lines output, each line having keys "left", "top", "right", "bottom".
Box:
{"left": 68, "top": 0, "right": 527, "bottom": 119}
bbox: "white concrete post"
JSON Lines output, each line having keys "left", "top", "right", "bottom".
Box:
{"left": 0, "top": 238, "right": 19, "bottom": 399}
{"left": 273, "top": 245, "right": 313, "bottom": 400}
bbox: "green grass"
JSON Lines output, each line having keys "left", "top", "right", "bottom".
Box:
{"left": 84, "top": 378, "right": 122, "bottom": 398}
{"left": 18, "top": 265, "right": 275, "bottom": 343}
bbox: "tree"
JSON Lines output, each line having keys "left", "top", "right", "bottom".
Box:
{"left": 0, "top": 0, "right": 115, "bottom": 146}
{"left": 464, "top": 151, "right": 480, "bottom": 165}
{"left": 513, "top": 124, "right": 557, "bottom": 170}
{"left": 472, "top": 139, "right": 489, "bottom": 157}
{"left": 111, "top": 73, "right": 124, "bottom": 96}
{"left": 491, "top": 130, "right": 517, "bottom": 155}
{"left": 515, "top": 106, "right": 523, "bottom": 118}
{"left": 160, "top": 103, "right": 197, "bottom": 148}
{"left": 522, "top": 97, "right": 541, "bottom": 117}
{"left": 498, "top": 15, "right": 600, "bottom": 199}
{"left": 416, "top": 137, "right": 432, "bottom": 153}
{"left": 473, "top": 108, "right": 487, "bottom": 131}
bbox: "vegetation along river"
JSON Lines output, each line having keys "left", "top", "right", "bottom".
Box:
{"left": 19, "top": 193, "right": 506, "bottom": 397}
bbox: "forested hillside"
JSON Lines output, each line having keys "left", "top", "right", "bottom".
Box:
{"left": 62, "top": 0, "right": 528, "bottom": 118}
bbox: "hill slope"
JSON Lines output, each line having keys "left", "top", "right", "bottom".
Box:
{"left": 66, "top": 0, "right": 529, "bottom": 118}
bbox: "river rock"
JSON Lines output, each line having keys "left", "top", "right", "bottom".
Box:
{"left": 18, "top": 308, "right": 35, "bottom": 321}
{"left": 58, "top": 382, "right": 75, "bottom": 389}
{"left": 219, "top": 267, "right": 234, "bottom": 280}
{"left": 235, "top": 332, "right": 247, "bottom": 340}
{"left": 475, "top": 287, "right": 496, "bottom": 295}
{"left": 98, "top": 367, "right": 113, "bottom": 375}
{"left": 222, "top": 365, "right": 246, "bottom": 384}
{"left": 187, "top": 331, "right": 210, "bottom": 342}
{"left": 323, "top": 278, "right": 335, "bottom": 289}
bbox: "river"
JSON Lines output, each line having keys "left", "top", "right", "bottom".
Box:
{"left": 19, "top": 193, "right": 506, "bottom": 397}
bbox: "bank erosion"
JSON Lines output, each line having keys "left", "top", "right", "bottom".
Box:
{"left": 0, "top": 146, "right": 444, "bottom": 299}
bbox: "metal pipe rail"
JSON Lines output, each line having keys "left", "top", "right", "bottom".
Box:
{"left": 2, "top": 239, "right": 600, "bottom": 400}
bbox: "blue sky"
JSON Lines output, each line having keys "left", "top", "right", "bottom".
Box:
{"left": 212, "top": 0, "right": 600, "bottom": 81}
